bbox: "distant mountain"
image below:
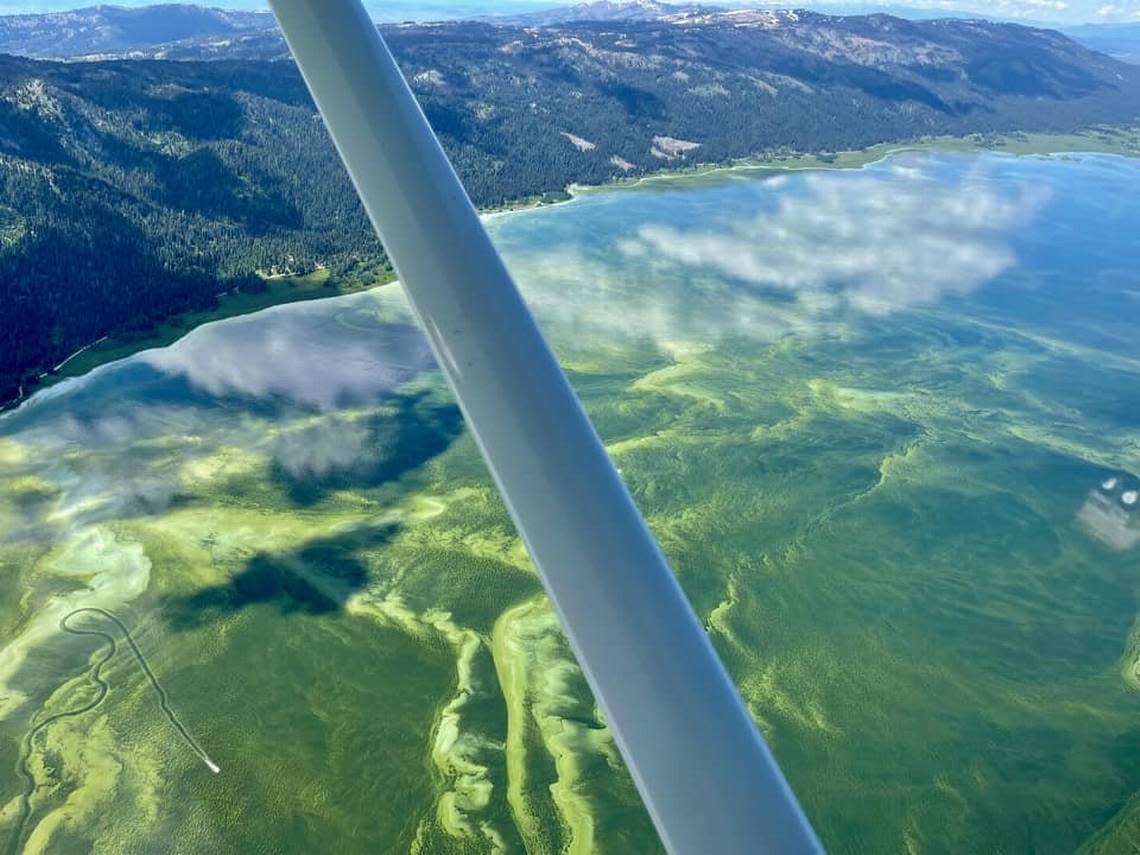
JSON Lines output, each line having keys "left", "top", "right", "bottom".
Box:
{"left": 484, "top": 1, "right": 717, "bottom": 26}
{"left": 488, "top": 1, "right": 1017, "bottom": 29}
{"left": 3, "top": 10, "right": 1140, "bottom": 401}
{"left": 1065, "top": 23, "right": 1140, "bottom": 65}
{"left": 0, "top": 0, "right": 723, "bottom": 53}
{"left": 789, "top": 4, "right": 1025, "bottom": 23}
{"left": 0, "top": 4, "right": 273, "bottom": 58}
{"left": 0, "top": 2, "right": 1050, "bottom": 61}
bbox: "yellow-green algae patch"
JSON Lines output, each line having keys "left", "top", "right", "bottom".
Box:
{"left": 349, "top": 593, "right": 508, "bottom": 850}
{"left": 177, "top": 446, "right": 265, "bottom": 491}
{"left": 0, "top": 528, "right": 151, "bottom": 717}
{"left": 21, "top": 715, "right": 124, "bottom": 855}
{"left": 492, "top": 597, "right": 650, "bottom": 855}
{"left": 1121, "top": 619, "right": 1140, "bottom": 693}
{"left": 0, "top": 440, "right": 28, "bottom": 470}
{"left": 1080, "top": 788, "right": 1140, "bottom": 854}
{"left": 629, "top": 343, "right": 727, "bottom": 410}
{"left": 5, "top": 150, "right": 1140, "bottom": 853}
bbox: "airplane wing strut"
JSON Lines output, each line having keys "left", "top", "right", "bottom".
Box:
{"left": 267, "top": 2, "right": 823, "bottom": 851}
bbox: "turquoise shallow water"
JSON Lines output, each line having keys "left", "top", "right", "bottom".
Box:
{"left": 0, "top": 151, "right": 1138, "bottom": 853}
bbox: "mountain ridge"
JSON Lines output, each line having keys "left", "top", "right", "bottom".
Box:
{"left": 0, "top": 1, "right": 1107, "bottom": 61}
{"left": 482, "top": 1, "right": 719, "bottom": 27}
{"left": 0, "top": 4, "right": 271, "bottom": 58}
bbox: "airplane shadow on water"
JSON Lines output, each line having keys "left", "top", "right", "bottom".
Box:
{"left": 163, "top": 522, "right": 403, "bottom": 629}
{"left": 163, "top": 390, "right": 466, "bottom": 627}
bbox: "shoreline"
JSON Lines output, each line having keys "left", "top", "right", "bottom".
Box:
{"left": 2, "top": 268, "right": 393, "bottom": 413}
{"left": 5, "top": 125, "right": 1139, "bottom": 414}
{"left": 567, "top": 126, "right": 1140, "bottom": 196}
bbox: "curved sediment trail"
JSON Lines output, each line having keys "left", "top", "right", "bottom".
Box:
{"left": 9, "top": 607, "right": 219, "bottom": 855}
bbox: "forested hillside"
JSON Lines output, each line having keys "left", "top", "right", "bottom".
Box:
{"left": 3, "top": 10, "right": 1140, "bottom": 403}
{"left": 0, "top": 58, "right": 379, "bottom": 405}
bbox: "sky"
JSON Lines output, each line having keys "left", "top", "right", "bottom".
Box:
{"left": 2, "top": 0, "right": 1139, "bottom": 25}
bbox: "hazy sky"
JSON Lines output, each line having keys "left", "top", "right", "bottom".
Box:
{"left": 2, "top": 0, "right": 1138, "bottom": 25}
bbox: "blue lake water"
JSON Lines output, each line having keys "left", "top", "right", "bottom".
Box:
{"left": 1, "top": 151, "right": 1139, "bottom": 853}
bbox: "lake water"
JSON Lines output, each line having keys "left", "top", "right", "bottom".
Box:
{"left": 1, "top": 151, "right": 1139, "bottom": 853}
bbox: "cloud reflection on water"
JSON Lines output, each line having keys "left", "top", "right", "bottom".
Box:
{"left": 271, "top": 417, "right": 373, "bottom": 479}
{"left": 143, "top": 294, "right": 434, "bottom": 411}
{"left": 504, "top": 158, "right": 1052, "bottom": 349}
{"left": 0, "top": 292, "right": 439, "bottom": 533}
{"left": 0, "top": 158, "right": 1056, "bottom": 533}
